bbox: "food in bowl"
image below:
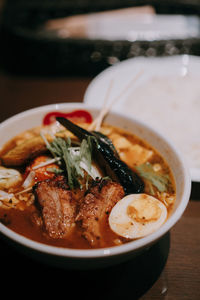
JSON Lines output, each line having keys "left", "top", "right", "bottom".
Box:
{"left": 0, "top": 108, "right": 176, "bottom": 250}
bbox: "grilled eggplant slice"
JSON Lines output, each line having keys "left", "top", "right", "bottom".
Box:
{"left": 56, "top": 117, "right": 144, "bottom": 194}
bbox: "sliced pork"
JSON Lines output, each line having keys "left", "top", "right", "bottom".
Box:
{"left": 34, "top": 176, "right": 76, "bottom": 239}
{"left": 76, "top": 179, "right": 125, "bottom": 247}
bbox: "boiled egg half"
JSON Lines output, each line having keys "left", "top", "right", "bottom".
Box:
{"left": 109, "top": 193, "right": 167, "bottom": 239}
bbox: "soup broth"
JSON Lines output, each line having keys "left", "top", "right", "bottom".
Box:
{"left": 0, "top": 121, "right": 175, "bottom": 249}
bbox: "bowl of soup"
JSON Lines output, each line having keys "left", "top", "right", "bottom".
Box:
{"left": 0, "top": 103, "right": 191, "bottom": 269}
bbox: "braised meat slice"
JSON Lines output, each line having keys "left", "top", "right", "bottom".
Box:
{"left": 76, "top": 179, "right": 125, "bottom": 247}
{"left": 34, "top": 176, "right": 76, "bottom": 239}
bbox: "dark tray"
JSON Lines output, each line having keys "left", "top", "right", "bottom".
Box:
{"left": 0, "top": 229, "right": 170, "bottom": 299}
{"left": 1, "top": 0, "right": 200, "bottom": 76}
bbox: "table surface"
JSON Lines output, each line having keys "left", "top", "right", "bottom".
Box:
{"left": 0, "top": 71, "right": 200, "bottom": 300}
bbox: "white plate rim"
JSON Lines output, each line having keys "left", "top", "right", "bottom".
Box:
{"left": 84, "top": 55, "right": 200, "bottom": 182}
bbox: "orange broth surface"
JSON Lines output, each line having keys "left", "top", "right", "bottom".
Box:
{"left": 0, "top": 123, "right": 176, "bottom": 249}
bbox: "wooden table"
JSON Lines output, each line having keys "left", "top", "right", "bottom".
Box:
{"left": 0, "top": 72, "right": 200, "bottom": 299}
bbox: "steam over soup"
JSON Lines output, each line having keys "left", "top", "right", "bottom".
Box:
{"left": 0, "top": 115, "right": 175, "bottom": 249}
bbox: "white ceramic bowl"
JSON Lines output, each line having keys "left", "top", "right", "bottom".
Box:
{"left": 0, "top": 103, "right": 191, "bottom": 269}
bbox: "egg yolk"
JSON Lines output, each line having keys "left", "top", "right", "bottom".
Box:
{"left": 127, "top": 197, "right": 162, "bottom": 223}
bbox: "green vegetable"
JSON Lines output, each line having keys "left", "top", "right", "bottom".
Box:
{"left": 46, "top": 167, "right": 63, "bottom": 174}
{"left": 40, "top": 133, "right": 96, "bottom": 189}
{"left": 135, "top": 162, "right": 170, "bottom": 193}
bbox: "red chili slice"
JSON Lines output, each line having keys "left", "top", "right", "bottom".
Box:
{"left": 43, "top": 110, "right": 93, "bottom": 125}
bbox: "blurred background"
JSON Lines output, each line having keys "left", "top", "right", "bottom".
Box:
{"left": 1, "top": 0, "right": 200, "bottom": 122}
{"left": 1, "top": 0, "right": 200, "bottom": 119}
{"left": 1, "top": 0, "right": 200, "bottom": 77}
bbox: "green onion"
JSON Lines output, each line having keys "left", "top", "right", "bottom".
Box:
{"left": 135, "top": 162, "right": 170, "bottom": 193}
{"left": 40, "top": 132, "right": 96, "bottom": 189}
{"left": 46, "top": 167, "right": 63, "bottom": 174}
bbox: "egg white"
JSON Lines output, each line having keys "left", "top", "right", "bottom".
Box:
{"left": 0, "top": 166, "right": 22, "bottom": 189}
{"left": 109, "top": 193, "right": 167, "bottom": 239}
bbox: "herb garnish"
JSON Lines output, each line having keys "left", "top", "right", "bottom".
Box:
{"left": 135, "top": 162, "right": 170, "bottom": 194}
{"left": 41, "top": 133, "right": 97, "bottom": 189}
{"left": 46, "top": 167, "right": 64, "bottom": 175}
